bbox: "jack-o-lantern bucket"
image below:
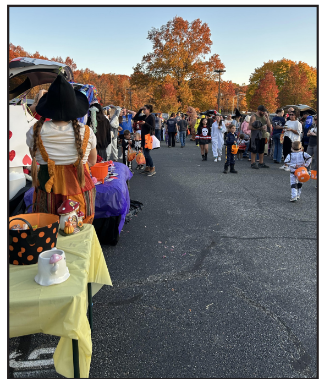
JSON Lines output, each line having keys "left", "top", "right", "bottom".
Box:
{"left": 127, "top": 148, "right": 136, "bottom": 162}
{"left": 311, "top": 170, "right": 317, "bottom": 180}
{"left": 9, "top": 214, "right": 60, "bottom": 265}
{"left": 136, "top": 152, "right": 146, "bottom": 165}
{"left": 231, "top": 145, "right": 239, "bottom": 154}
{"left": 294, "top": 167, "right": 310, "bottom": 183}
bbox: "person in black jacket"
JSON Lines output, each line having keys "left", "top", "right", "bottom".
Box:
{"left": 223, "top": 124, "right": 238, "bottom": 174}
{"left": 87, "top": 102, "right": 111, "bottom": 161}
{"left": 133, "top": 104, "right": 156, "bottom": 176}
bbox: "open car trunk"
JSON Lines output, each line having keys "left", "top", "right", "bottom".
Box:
{"left": 9, "top": 57, "right": 74, "bottom": 101}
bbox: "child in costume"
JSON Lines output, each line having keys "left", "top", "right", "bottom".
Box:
{"left": 195, "top": 118, "right": 211, "bottom": 161}
{"left": 122, "top": 130, "right": 134, "bottom": 172}
{"left": 237, "top": 133, "right": 246, "bottom": 160}
{"left": 132, "top": 132, "right": 144, "bottom": 170}
{"left": 211, "top": 115, "right": 226, "bottom": 162}
{"left": 223, "top": 125, "right": 238, "bottom": 174}
{"left": 284, "top": 141, "right": 312, "bottom": 202}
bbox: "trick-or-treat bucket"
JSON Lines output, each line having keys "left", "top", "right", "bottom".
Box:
{"left": 90, "top": 162, "right": 110, "bottom": 183}
{"left": 311, "top": 170, "right": 317, "bottom": 180}
{"left": 9, "top": 213, "right": 60, "bottom": 265}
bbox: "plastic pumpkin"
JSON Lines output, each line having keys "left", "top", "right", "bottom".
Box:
{"left": 311, "top": 170, "right": 317, "bottom": 180}
{"left": 127, "top": 148, "right": 136, "bottom": 162}
{"left": 294, "top": 167, "right": 310, "bottom": 183}
{"left": 136, "top": 152, "right": 146, "bottom": 165}
{"left": 64, "top": 221, "right": 74, "bottom": 234}
{"left": 231, "top": 144, "right": 239, "bottom": 154}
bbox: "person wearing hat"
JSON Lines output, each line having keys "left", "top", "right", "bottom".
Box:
{"left": 248, "top": 105, "right": 272, "bottom": 169}
{"left": 26, "top": 74, "right": 97, "bottom": 223}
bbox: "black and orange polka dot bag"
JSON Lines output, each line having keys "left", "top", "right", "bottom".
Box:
{"left": 9, "top": 214, "right": 60, "bottom": 265}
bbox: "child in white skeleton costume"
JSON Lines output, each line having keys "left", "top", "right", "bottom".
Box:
{"left": 284, "top": 141, "right": 312, "bottom": 202}
{"left": 211, "top": 115, "right": 226, "bottom": 162}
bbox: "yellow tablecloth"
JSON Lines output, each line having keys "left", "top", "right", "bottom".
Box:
{"left": 9, "top": 224, "right": 112, "bottom": 378}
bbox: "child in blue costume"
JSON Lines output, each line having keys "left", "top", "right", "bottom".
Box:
{"left": 223, "top": 124, "right": 238, "bottom": 173}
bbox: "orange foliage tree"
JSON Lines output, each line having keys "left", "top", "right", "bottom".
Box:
{"left": 247, "top": 59, "right": 317, "bottom": 110}
{"left": 278, "top": 65, "right": 314, "bottom": 106}
{"left": 249, "top": 71, "right": 279, "bottom": 112}
{"left": 131, "top": 17, "right": 225, "bottom": 112}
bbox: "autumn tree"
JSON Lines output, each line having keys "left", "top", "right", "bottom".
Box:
{"left": 249, "top": 71, "right": 279, "bottom": 112}
{"left": 131, "top": 17, "right": 225, "bottom": 110}
{"left": 247, "top": 58, "right": 317, "bottom": 109}
{"left": 278, "top": 65, "right": 313, "bottom": 106}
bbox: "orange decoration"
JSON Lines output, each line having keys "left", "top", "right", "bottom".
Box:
{"left": 21, "top": 247, "right": 25, "bottom": 253}
{"left": 13, "top": 237, "right": 18, "bottom": 243}
{"left": 37, "top": 247, "right": 43, "bottom": 253}
{"left": 27, "top": 255, "right": 34, "bottom": 261}
{"left": 51, "top": 242, "right": 55, "bottom": 248}
{"left": 39, "top": 232, "right": 45, "bottom": 238}
{"left": 47, "top": 224, "right": 52, "bottom": 228}
{"left": 53, "top": 228, "right": 56, "bottom": 234}
{"left": 46, "top": 237, "right": 51, "bottom": 243}
{"left": 13, "top": 260, "right": 19, "bottom": 265}
{"left": 9, "top": 245, "right": 14, "bottom": 251}
{"left": 56, "top": 233, "right": 58, "bottom": 238}
{"left": 21, "top": 233, "right": 27, "bottom": 239}
{"left": 18, "top": 252, "right": 22, "bottom": 258}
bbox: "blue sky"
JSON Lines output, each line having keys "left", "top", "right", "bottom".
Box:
{"left": 9, "top": 6, "right": 317, "bottom": 85}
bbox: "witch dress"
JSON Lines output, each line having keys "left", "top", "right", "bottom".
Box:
{"left": 29, "top": 123, "right": 96, "bottom": 224}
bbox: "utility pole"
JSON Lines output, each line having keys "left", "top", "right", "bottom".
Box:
{"left": 214, "top": 69, "right": 226, "bottom": 113}
{"left": 126, "top": 88, "right": 132, "bottom": 110}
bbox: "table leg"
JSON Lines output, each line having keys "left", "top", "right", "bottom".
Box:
{"left": 72, "top": 339, "right": 80, "bottom": 378}
{"left": 88, "top": 283, "right": 93, "bottom": 330}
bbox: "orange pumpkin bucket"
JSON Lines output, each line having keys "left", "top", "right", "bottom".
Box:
{"left": 294, "top": 167, "right": 310, "bottom": 183}
{"left": 311, "top": 170, "right": 317, "bottom": 180}
{"left": 9, "top": 213, "right": 60, "bottom": 265}
{"left": 136, "top": 152, "right": 146, "bottom": 165}
{"left": 127, "top": 147, "right": 136, "bottom": 162}
{"left": 231, "top": 145, "right": 239, "bottom": 154}
{"left": 90, "top": 162, "right": 110, "bottom": 183}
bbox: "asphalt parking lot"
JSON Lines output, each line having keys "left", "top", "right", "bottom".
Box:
{"left": 9, "top": 138, "right": 317, "bottom": 378}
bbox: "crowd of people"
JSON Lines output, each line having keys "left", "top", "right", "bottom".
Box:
{"left": 27, "top": 77, "right": 317, "bottom": 203}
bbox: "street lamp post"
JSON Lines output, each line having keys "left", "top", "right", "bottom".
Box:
{"left": 214, "top": 69, "right": 226, "bottom": 113}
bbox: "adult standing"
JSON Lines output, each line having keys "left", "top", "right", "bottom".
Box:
{"left": 241, "top": 115, "right": 251, "bottom": 159}
{"left": 225, "top": 114, "right": 233, "bottom": 128}
{"left": 177, "top": 114, "right": 188, "bottom": 148}
{"left": 280, "top": 110, "right": 302, "bottom": 171}
{"left": 154, "top": 113, "right": 162, "bottom": 142}
{"left": 271, "top": 108, "right": 286, "bottom": 164}
{"left": 118, "top": 108, "right": 136, "bottom": 160}
{"left": 166, "top": 113, "right": 178, "bottom": 148}
{"left": 301, "top": 111, "right": 313, "bottom": 153}
{"left": 186, "top": 106, "right": 197, "bottom": 141}
{"left": 211, "top": 115, "right": 226, "bottom": 161}
{"left": 107, "top": 105, "right": 122, "bottom": 161}
{"left": 132, "top": 104, "right": 156, "bottom": 176}
{"left": 175, "top": 112, "right": 182, "bottom": 143}
{"left": 87, "top": 101, "right": 111, "bottom": 161}
{"left": 26, "top": 75, "right": 97, "bottom": 223}
{"left": 307, "top": 115, "right": 317, "bottom": 172}
{"left": 248, "top": 105, "right": 272, "bottom": 169}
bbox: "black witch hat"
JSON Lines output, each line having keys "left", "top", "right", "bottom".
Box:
{"left": 36, "top": 74, "right": 89, "bottom": 121}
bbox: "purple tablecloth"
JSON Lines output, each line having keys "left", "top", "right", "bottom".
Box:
{"left": 23, "top": 162, "right": 133, "bottom": 234}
